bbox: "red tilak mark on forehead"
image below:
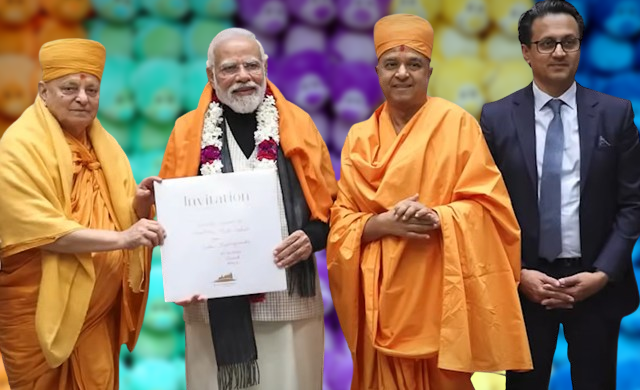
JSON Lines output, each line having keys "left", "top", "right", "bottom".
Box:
{"left": 80, "top": 74, "right": 86, "bottom": 80}
{"left": 399, "top": 45, "right": 406, "bottom": 52}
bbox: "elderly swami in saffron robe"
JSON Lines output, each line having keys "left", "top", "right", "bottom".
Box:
{"left": 0, "top": 38, "right": 165, "bottom": 389}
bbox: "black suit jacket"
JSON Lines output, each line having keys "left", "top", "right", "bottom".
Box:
{"left": 480, "top": 83, "right": 640, "bottom": 317}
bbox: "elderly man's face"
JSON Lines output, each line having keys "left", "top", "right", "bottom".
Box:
{"left": 39, "top": 73, "right": 100, "bottom": 133}
{"left": 212, "top": 37, "right": 267, "bottom": 114}
{"left": 376, "top": 46, "right": 432, "bottom": 108}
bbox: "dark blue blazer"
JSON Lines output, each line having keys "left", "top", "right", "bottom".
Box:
{"left": 480, "top": 83, "right": 640, "bottom": 317}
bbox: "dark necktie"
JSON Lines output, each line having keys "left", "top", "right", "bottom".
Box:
{"left": 539, "top": 99, "right": 564, "bottom": 261}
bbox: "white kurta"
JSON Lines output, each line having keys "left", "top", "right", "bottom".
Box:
{"left": 184, "top": 123, "right": 325, "bottom": 390}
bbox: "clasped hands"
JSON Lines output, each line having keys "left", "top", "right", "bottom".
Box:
{"left": 378, "top": 194, "right": 440, "bottom": 240}
{"left": 520, "top": 269, "right": 609, "bottom": 310}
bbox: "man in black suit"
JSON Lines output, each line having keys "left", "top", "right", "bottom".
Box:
{"left": 480, "top": 1, "right": 640, "bottom": 389}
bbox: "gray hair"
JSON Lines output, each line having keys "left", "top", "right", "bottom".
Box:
{"left": 206, "top": 28, "right": 268, "bottom": 74}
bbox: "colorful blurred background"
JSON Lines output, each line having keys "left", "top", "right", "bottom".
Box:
{"left": 2, "top": 0, "right": 640, "bottom": 389}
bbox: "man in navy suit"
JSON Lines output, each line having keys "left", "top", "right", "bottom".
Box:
{"left": 480, "top": 0, "right": 640, "bottom": 389}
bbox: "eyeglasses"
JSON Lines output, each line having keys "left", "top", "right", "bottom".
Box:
{"left": 532, "top": 37, "right": 581, "bottom": 54}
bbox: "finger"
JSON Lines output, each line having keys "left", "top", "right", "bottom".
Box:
{"left": 405, "top": 223, "right": 437, "bottom": 234}
{"left": 276, "top": 253, "right": 298, "bottom": 268}
{"left": 157, "top": 225, "right": 167, "bottom": 239}
{"left": 542, "top": 298, "right": 574, "bottom": 309}
{"left": 541, "top": 283, "right": 568, "bottom": 294}
{"left": 275, "top": 237, "right": 305, "bottom": 263}
{"left": 558, "top": 274, "right": 581, "bottom": 288}
{"left": 400, "top": 204, "right": 420, "bottom": 221}
{"left": 143, "top": 220, "right": 162, "bottom": 235}
{"left": 145, "top": 227, "right": 162, "bottom": 244}
{"left": 410, "top": 217, "right": 437, "bottom": 228}
{"left": 139, "top": 218, "right": 157, "bottom": 228}
{"left": 143, "top": 176, "right": 163, "bottom": 186}
{"left": 413, "top": 209, "right": 430, "bottom": 219}
{"left": 406, "top": 216, "right": 432, "bottom": 225}
{"left": 541, "top": 297, "right": 573, "bottom": 307}
{"left": 276, "top": 255, "right": 294, "bottom": 269}
{"left": 196, "top": 295, "right": 208, "bottom": 302}
{"left": 400, "top": 204, "right": 418, "bottom": 221}
{"left": 143, "top": 227, "right": 159, "bottom": 240}
{"left": 273, "top": 234, "right": 297, "bottom": 254}
{"left": 175, "top": 296, "right": 196, "bottom": 306}
{"left": 541, "top": 287, "right": 575, "bottom": 303}
{"left": 394, "top": 203, "right": 410, "bottom": 219}
{"left": 150, "top": 233, "right": 160, "bottom": 248}
{"left": 404, "top": 232, "right": 430, "bottom": 240}
{"left": 539, "top": 274, "right": 562, "bottom": 288}
{"left": 280, "top": 246, "right": 311, "bottom": 268}
{"left": 413, "top": 204, "right": 432, "bottom": 218}
{"left": 139, "top": 237, "right": 154, "bottom": 248}
{"left": 283, "top": 256, "right": 304, "bottom": 268}
{"left": 544, "top": 303, "right": 574, "bottom": 310}
{"left": 143, "top": 231, "right": 160, "bottom": 247}
{"left": 562, "top": 287, "right": 582, "bottom": 301}
{"left": 277, "top": 240, "right": 312, "bottom": 268}
{"left": 424, "top": 211, "right": 440, "bottom": 225}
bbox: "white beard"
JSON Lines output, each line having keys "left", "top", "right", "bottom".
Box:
{"left": 214, "top": 77, "right": 267, "bottom": 114}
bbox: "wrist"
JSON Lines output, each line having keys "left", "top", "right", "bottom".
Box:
{"left": 594, "top": 270, "right": 610, "bottom": 284}
{"left": 375, "top": 211, "right": 393, "bottom": 236}
{"left": 132, "top": 197, "right": 142, "bottom": 217}
{"left": 362, "top": 212, "right": 390, "bottom": 244}
{"left": 115, "top": 230, "right": 129, "bottom": 249}
{"left": 133, "top": 202, "right": 150, "bottom": 219}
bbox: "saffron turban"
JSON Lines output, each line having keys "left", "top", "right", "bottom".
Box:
{"left": 39, "top": 39, "right": 106, "bottom": 82}
{"left": 373, "top": 14, "right": 434, "bottom": 60}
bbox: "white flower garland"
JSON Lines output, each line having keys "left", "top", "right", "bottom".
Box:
{"left": 200, "top": 93, "right": 280, "bottom": 176}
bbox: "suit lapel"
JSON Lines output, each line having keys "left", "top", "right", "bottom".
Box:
{"left": 576, "top": 84, "right": 598, "bottom": 193}
{"left": 513, "top": 84, "right": 538, "bottom": 193}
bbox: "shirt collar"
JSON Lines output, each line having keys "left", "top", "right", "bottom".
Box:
{"left": 532, "top": 80, "right": 577, "bottom": 112}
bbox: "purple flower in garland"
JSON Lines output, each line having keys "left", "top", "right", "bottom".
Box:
{"left": 201, "top": 145, "right": 221, "bottom": 165}
{"left": 257, "top": 139, "right": 278, "bottom": 161}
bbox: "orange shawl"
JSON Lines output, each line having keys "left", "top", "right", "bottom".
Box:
{"left": 327, "top": 97, "right": 532, "bottom": 372}
{"left": 159, "top": 81, "right": 337, "bottom": 223}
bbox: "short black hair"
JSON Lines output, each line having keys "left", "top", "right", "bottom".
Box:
{"left": 518, "top": 0, "right": 585, "bottom": 46}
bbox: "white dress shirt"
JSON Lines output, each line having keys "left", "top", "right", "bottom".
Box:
{"left": 533, "top": 81, "right": 582, "bottom": 258}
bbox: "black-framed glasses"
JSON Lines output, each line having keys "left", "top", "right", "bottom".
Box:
{"left": 532, "top": 37, "right": 582, "bottom": 54}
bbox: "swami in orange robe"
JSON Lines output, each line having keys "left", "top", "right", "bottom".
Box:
{"left": 326, "top": 14, "right": 533, "bottom": 390}
{"left": 0, "top": 39, "right": 161, "bottom": 389}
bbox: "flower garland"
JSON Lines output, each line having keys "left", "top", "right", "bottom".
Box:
{"left": 200, "top": 85, "right": 279, "bottom": 175}
{"left": 200, "top": 85, "right": 278, "bottom": 304}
